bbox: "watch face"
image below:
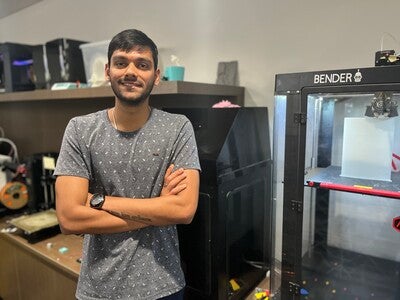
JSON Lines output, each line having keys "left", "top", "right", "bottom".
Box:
{"left": 91, "top": 194, "right": 104, "bottom": 208}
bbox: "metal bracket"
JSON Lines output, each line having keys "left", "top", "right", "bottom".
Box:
{"left": 289, "top": 282, "right": 301, "bottom": 295}
{"left": 294, "top": 112, "right": 307, "bottom": 124}
{"left": 290, "top": 200, "right": 303, "bottom": 213}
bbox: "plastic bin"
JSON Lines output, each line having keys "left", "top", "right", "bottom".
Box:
{"left": 79, "top": 40, "right": 110, "bottom": 87}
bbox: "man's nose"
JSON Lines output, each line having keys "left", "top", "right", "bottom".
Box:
{"left": 125, "top": 63, "right": 138, "bottom": 76}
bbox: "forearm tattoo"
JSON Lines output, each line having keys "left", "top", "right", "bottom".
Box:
{"left": 106, "top": 209, "right": 152, "bottom": 223}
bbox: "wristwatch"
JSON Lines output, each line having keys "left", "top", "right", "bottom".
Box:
{"left": 90, "top": 193, "right": 105, "bottom": 209}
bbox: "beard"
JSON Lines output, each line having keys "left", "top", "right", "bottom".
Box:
{"left": 110, "top": 77, "right": 155, "bottom": 106}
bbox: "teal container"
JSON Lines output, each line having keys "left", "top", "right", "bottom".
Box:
{"left": 164, "top": 66, "right": 185, "bottom": 81}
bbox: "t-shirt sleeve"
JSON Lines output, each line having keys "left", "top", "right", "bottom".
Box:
{"left": 54, "top": 118, "right": 91, "bottom": 179}
{"left": 171, "top": 118, "right": 201, "bottom": 172}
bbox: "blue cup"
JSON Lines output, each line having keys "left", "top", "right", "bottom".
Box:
{"left": 164, "top": 66, "right": 185, "bottom": 81}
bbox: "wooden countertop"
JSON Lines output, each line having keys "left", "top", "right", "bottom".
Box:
{"left": 0, "top": 217, "right": 82, "bottom": 279}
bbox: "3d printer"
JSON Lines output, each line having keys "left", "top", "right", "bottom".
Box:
{"left": 0, "top": 150, "right": 58, "bottom": 243}
{"left": 0, "top": 152, "right": 57, "bottom": 215}
{"left": 272, "top": 65, "right": 400, "bottom": 299}
{"left": 166, "top": 107, "right": 272, "bottom": 300}
{"left": 0, "top": 42, "right": 35, "bottom": 92}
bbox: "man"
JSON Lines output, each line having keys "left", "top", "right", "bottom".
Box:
{"left": 55, "top": 29, "right": 200, "bottom": 300}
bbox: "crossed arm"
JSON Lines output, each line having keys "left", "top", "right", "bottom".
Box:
{"left": 55, "top": 165, "right": 200, "bottom": 235}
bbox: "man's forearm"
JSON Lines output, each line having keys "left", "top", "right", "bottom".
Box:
{"left": 106, "top": 209, "right": 152, "bottom": 223}
{"left": 59, "top": 205, "right": 149, "bottom": 235}
{"left": 93, "top": 169, "right": 199, "bottom": 226}
{"left": 100, "top": 193, "right": 197, "bottom": 226}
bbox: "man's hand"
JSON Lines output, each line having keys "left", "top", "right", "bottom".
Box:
{"left": 161, "top": 164, "right": 187, "bottom": 196}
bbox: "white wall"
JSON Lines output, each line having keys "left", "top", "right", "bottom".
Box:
{"left": 1, "top": 0, "right": 400, "bottom": 108}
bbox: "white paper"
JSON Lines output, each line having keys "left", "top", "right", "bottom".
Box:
{"left": 341, "top": 117, "right": 395, "bottom": 181}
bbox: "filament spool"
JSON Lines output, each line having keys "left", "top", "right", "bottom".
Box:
{"left": 0, "top": 182, "right": 29, "bottom": 210}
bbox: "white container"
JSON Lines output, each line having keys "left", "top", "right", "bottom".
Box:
{"left": 79, "top": 40, "right": 110, "bottom": 87}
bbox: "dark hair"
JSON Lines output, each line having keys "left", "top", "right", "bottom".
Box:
{"left": 107, "top": 29, "right": 158, "bottom": 69}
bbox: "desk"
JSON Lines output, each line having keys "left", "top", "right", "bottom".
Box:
{"left": 0, "top": 219, "right": 82, "bottom": 300}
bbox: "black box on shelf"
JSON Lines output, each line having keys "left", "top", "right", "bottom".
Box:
{"left": 0, "top": 42, "right": 36, "bottom": 92}
{"left": 32, "top": 38, "right": 87, "bottom": 89}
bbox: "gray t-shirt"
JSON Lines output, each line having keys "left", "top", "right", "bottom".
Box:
{"left": 54, "top": 108, "right": 200, "bottom": 300}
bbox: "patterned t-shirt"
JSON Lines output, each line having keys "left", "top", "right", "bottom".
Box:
{"left": 54, "top": 108, "right": 201, "bottom": 300}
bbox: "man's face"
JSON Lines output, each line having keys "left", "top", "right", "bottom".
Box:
{"left": 105, "top": 46, "right": 160, "bottom": 105}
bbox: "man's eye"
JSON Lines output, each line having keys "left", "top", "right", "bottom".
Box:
{"left": 115, "top": 62, "right": 126, "bottom": 68}
{"left": 138, "top": 63, "right": 150, "bottom": 69}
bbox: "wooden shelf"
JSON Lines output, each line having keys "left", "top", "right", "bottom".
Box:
{"left": 0, "top": 81, "right": 244, "bottom": 158}
{"left": 0, "top": 81, "right": 244, "bottom": 103}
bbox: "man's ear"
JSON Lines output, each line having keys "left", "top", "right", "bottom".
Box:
{"left": 105, "top": 63, "right": 110, "bottom": 81}
{"left": 154, "top": 68, "right": 161, "bottom": 86}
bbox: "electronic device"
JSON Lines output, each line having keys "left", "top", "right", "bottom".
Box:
{"left": 0, "top": 152, "right": 60, "bottom": 242}
{"left": 32, "top": 38, "right": 87, "bottom": 89}
{"left": 166, "top": 108, "right": 272, "bottom": 300}
{"left": 273, "top": 65, "right": 400, "bottom": 299}
{"left": 365, "top": 91, "right": 398, "bottom": 118}
{"left": 375, "top": 50, "right": 400, "bottom": 66}
{"left": 8, "top": 208, "right": 60, "bottom": 243}
{"left": 90, "top": 193, "right": 105, "bottom": 209}
{"left": 0, "top": 42, "right": 35, "bottom": 92}
{"left": 24, "top": 152, "right": 58, "bottom": 212}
